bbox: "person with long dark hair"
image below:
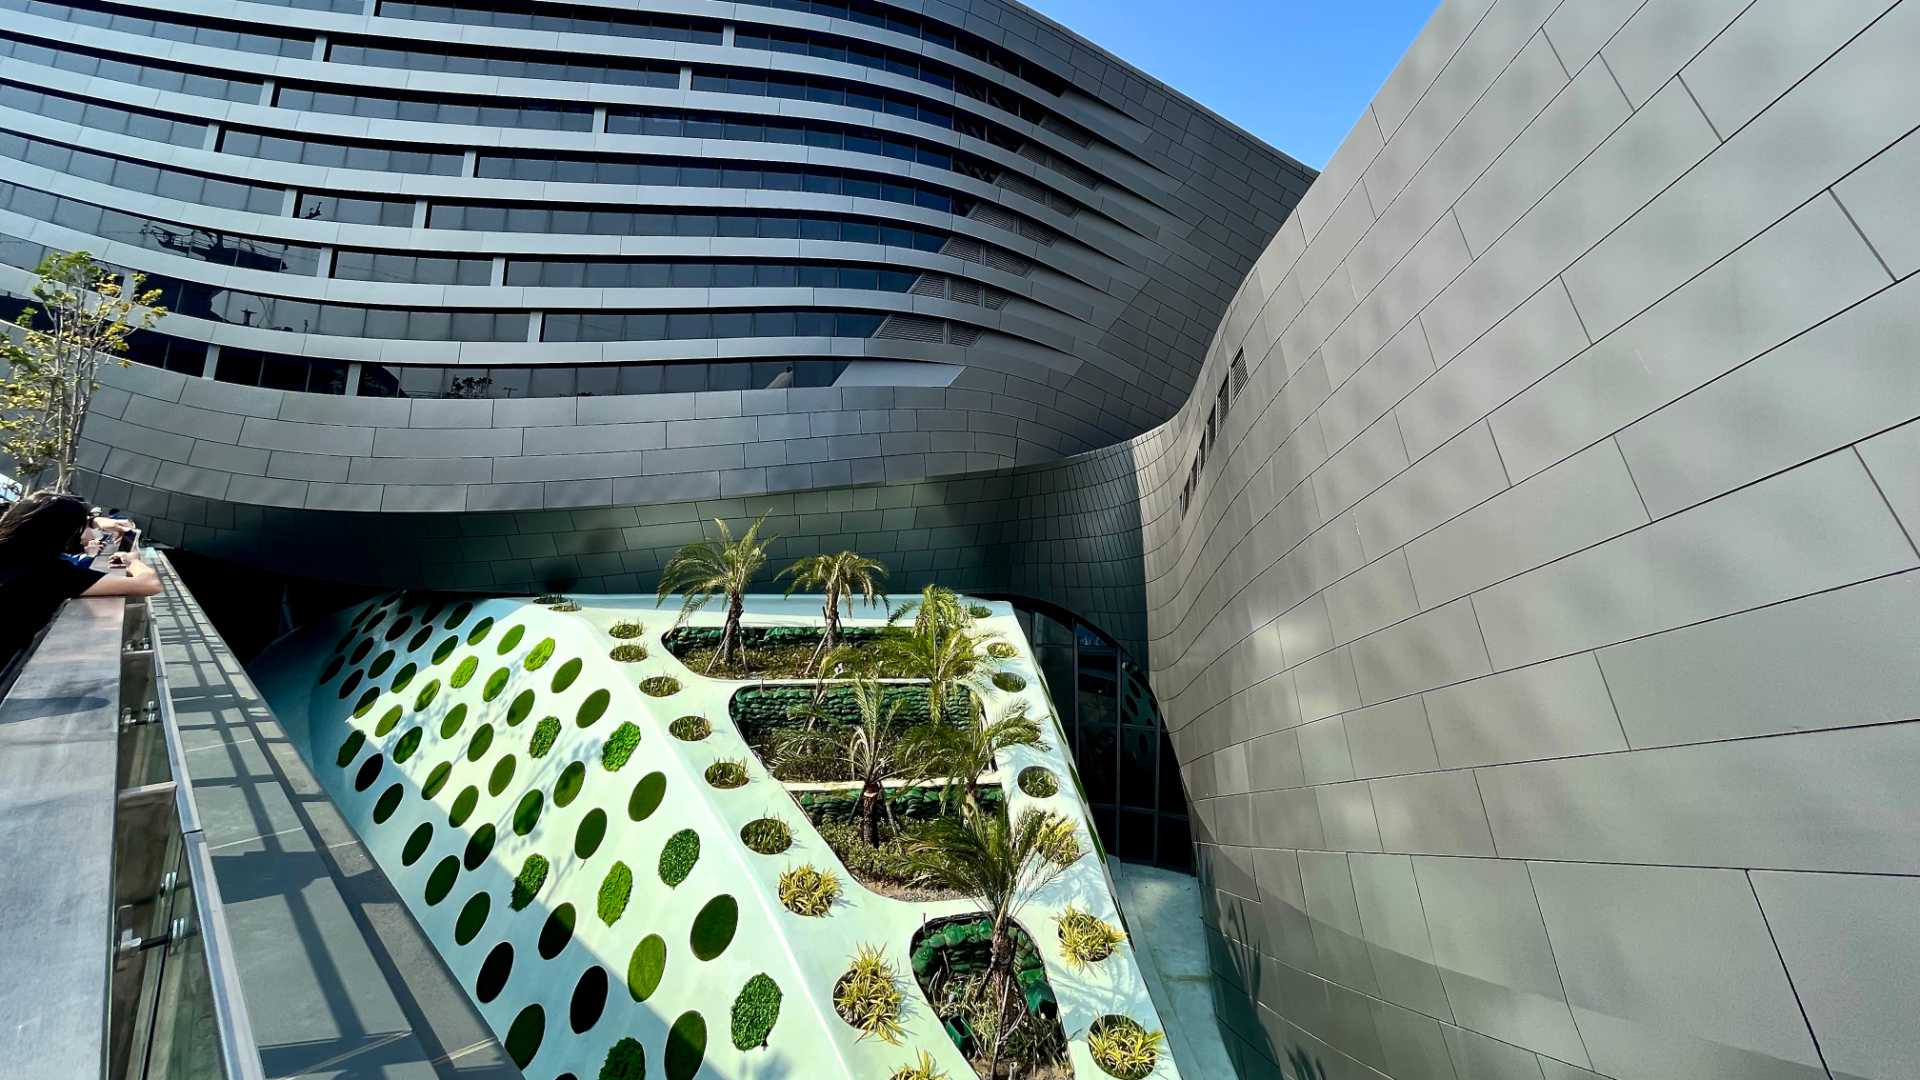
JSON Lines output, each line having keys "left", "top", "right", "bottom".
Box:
{"left": 0, "top": 491, "right": 161, "bottom": 673}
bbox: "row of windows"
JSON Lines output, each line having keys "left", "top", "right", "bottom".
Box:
{"left": 0, "top": 0, "right": 312, "bottom": 58}
{"left": 294, "top": 192, "right": 414, "bottom": 228}
{"left": 360, "top": 357, "right": 852, "bottom": 398}
{"left": 0, "top": 81, "right": 205, "bottom": 149}
{"left": 219, "top": 128, "right": 466, "bottom": 177}
{"left": 428, "top": 203, "right": 952, "bottom": 250}
{"left": 476, "top": 153, "right": 975, "bottom": 217}
{"left": 605, "top": 108, "right": 998, "bottom": 182}
{"left": 329, "top": 40, "right": 679, "bottom": 90}
{"left": 248, "top": 0, "right": 361, "bottom": 12}
{"left": 0, "top": 179, "right": 322, "bottom": 274}
{"left": 275, "top": 85, "right": 596, "bottom": 132}
{"left": 218, "top": 347, "right": 350, "bottom": 394}
{"left": 376, "top": 0, "right": 723, "bottom": 46}
{"left": 0, "top": 33, "right": 261, "bottom": 104}
{"left": 0, "top": 130, "right": 284, "bottom": 216}
{"left": 690, "top": 69, "right": 959, "bottom": 132}
{"left": 541, "top": 309, "right": 888, "bottom": 343}
{"left": 334, "top": 249, "right": 491, "bottom": 286}
{"left": 504, "top": 259, "right": 919, "bottom": 291}
{"left": 745, "top": 0, "right": 1067, "bottom": 96}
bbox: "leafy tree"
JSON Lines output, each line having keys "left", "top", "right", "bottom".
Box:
{"left": 656, "top": 513, "right": 773, "bottom": 673}
{"left": 873, "top": 619, "right": 995, "bottom": 729}
{"left": 779, "top": 549, "right": 887, "bottom": 672}
{"left": 907, "top": 806, "right": 1081, "bottom": 1035}
{"left": 771, "top": 675, "right": 923, "bottom": 846}
{"left": 889, "top": 584, "right": 972, "bottom": 639}
{"left": 909, "top": 700, "right": 1043, "bottom": 813}
{"left": 0, "top": 250, "right": 164, "bottom": 493}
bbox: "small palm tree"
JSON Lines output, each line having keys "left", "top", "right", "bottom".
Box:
{"left": 873, "top": 621, "right": 992, "bottom": 729}
{"left": 889, "top": 584, "right": 973, "bottom": 639}
{"left": 910, "top": 700, "right": 1044, "bottom": 812}
{"left": 656, "top": 513, "right": 773, "bottom": 674}
{"left": 908, "top": 806, "right": 1081, "bottom": 1018}
{"left": 780, "top": 550, "right": 887, "bottom": 673}
{"left": 772, "top": 676, "right": 921, "bottom": 845}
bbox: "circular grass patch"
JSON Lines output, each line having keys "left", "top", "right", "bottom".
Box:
{"left": 602, "top": 722, "right": 642, "bottom": 772}
{"left": 659, "top": 829, "right": 699, "bottom": 887}
{"left": 739, "top": 818, "right": 792, "bottom": 855}
{"left": 608, "top": 620, "right": 644, "bottom": 640}
{"left": 597, "top": 861, "right": 632, "bottom": 925}
{"left": 627, "top": 935, "right": 666, "bottom": 1002}
{"left": 449, "top": 785, "right": 479, "bottom": 828}
{"left": 401, "top": 822, "right": 432, "bottom": 865}
{"left": 576, "top": 689, "right": 610, "bottom": 728}
{"left": 609, "top": 644, "right": 648, "bottom": 662}
{"left": 368, "top": 650, "right": 396, "bottom": 678}
{"left": 454, "top": 892, "right": 490, "bottom": 946}
{"left": 987, "top": 641, "right": 1017, "bottom": 659}
{"left": 439, "top": 703, "right": 468, "bottom": 739}
{"left": 482, "top": 667, "right": 510, "bottom": 702}
{"left": 524, "top": 638, "right": 556, "bottom": 670}
{"left": 351, "top": 688, "right": 378, "bottom": 717}
{"left": 431, "top": 635, "right": 459, "bottom": 664}
{"left": 550, "top": 658, "right": 582, "bottom": 692}
{"left": 393, "top": 727, "right": 423, "bottom": 764}
{"left": 639, "top": 676, "right": 680, "bottom": 698}
{"left": 506, "top": 689, "right": 536, "bottom": 727}
{"left": 372, "top": 783, "right": 404, "bottom": 824}
{"left": 991, "top": 672, "right": 1026, "bottom": 693}
{"left": 450, "top": 656, "right": 479, "bottom": 689}
{"left": 529, "top": 716, "right": 560, "bottom": 758}
{"left": 424, "top": 856, "right": 459, "bottom": 906}
{"left": 504, "top": 1004, "right": 543, "bottom": 1069}
{"left": 465, "top": 616, "right": 494, "bottom": 646}
{"left": 729, "top": 974, "right": 781, "bottom": 1051}
{"left": 488, "top": 755, "right": 517, "bottom": 796}
{"left": 335, "top": 730, "right": 365, "bottom": 768}
{"left": 443, "top": 601, "right": 472, "bottom": 629}
{"left": 422, "top": 761, "right": 452, "bottom": 800}
{"left": 539, "top": 903, "right": 575, "bottom": 959}
{"left": 629, "top": 772, "right": 666, "bottom": 822}
{"left": 1018, "top": 766, "right": 1059, "bottom": 798}
{"left": 512, "top": 790, "right": 543, "bottom": 836}
{"left": 570, "top": 966, "right": 609, "bottom": 1034}
{"left": 576, "top": 809, "right": 608, "bottom": 860}
{"left": 690, "top": 895, "right": 738, "bottom": 960}
{"left": 664, "top": 1011, "right": 706, "bottom": 1080}
{"left": 496, "top": 624, "right": 525, "bottom": 656}
{"left": 389, "top": 663, "right": 418, "bottom": 692}
{"left": 669, "top": 716, "right": 710, "bottom": 741}
{"left": 511, "top": 853, "right": 549, "bottom": 911}
{"left": 466, "top": 724, "right": 494, "bottom": 762}
{"left": 476, "top": 942, "right": 512, "bottom": 1003}
{"left": 374, "top": 705, "right": 403, "bottom": 737}
{"left": 463, "top": 824, "right": 496, "bottom": 870}
{"left": 704, "top": 759, "right": 748, "bottom": 789}
{"left": 554, "top": 761, "right": 586, "bottom": 807}
{"left": 968, "top": 604, "right": 992, "bottom": 619}
{"left": 414, "top": 679, "right": 441, "bottom": 711}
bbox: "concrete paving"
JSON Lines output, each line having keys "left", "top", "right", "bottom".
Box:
{"left": 1110, "top": 860, "right": 1242, "bottom": 1080}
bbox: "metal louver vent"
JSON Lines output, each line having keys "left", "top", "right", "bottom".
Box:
{"left": 1231, "top": 349, "right": 1249, "bottom": 395}
{"left": 948, "top": 325, "right": 980, "bottom": 346}
{"left": 981, "top": 248, "right": 1032, "bottom": 276}
{"left": 982, "top": 289, "right": 1008, "bottom": 310}
{"left": 951, "top": 279, "right": 982, "bottom": 305}
{"left": 911, "top": 275, "right": 948, "bottom": 298}
{"left": 1040, "top": 115, "right": 1093, "bottom": 148}
{"left": 877, "top": 314, "right": 946, "bottom": 343}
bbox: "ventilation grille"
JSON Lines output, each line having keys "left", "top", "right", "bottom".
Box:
{"left": 996, "top": 168, "right": 1080, "bottom": 217}
{"left": 876, "top": 314, "right": 946, "bottom": 343}
{"left": 947, "top": 325, "right": 980, "bottom": 347}
{"left": 1230, "top": 349, "right": 1249, "bottom": 395}
{"left": 901, "top": 274, "right": 1010, "bottom": 310}
{"left": 942, "top": 237, "right": 1033, "bottom": 278}
{"left": 1040, "top": 115, "right": 1093, "bottom": 148}
{"left": 950, "top": 279, "right": 981, "bottom": 305}
{"left": 911, "top": 275, "right": 948, "bottom": 298}
{"left": 1019, "top": 142, "right": 1099, "bottom": 191}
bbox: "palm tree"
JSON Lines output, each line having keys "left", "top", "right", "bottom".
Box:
{"left": 889, "top": 583, "right": 972, "bottom": 639}
{"left": 908, "top": 806, "right": 1081, "bottom": 1023}
{"left": 910, "top": 700, "right": 1044, "bottom": 812}
{"left": 779, "top": 550, "right": 887, "bottom": 673}
{"left": 873, "top": 620, "right": 992, "bottom": 729}
{"left": 656, "top": 513, "right": 773, "bottom": 674}
{"left": 771, "top": 675, "right": 921, "bottom": 845}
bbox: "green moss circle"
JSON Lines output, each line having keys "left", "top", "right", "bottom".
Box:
{"left": 602, "top": 722, "right": 642, "bottom": 772}
{"left": 374, "top": 705, "right": 403, "bottom": 737}
{"left": 668, "top": 716, "right": 710, "bottom": 741}
{"left": 424, "top": 855, "right": 459, "bottom": 905}
{"left": 488, "top": 754, "right": 517, "bottom": 796}
{"left": 439, "top": 703, "right": 468, "bottom": 739}
{"left": 576, "top": 809, "right": 608, "bottom": 860}
{"left": 466, "top": 724, "right": 494, "bottom": 762}
{"left": 368, "top": 650, "right": 396, "bottom": 678}
{"left": 422, "top": 761, "right": 452, "bottom": 799}
{"left": 690, "top": 896, "right": 738, "bottom": 960}
{"left": 414, "top": 679, "right": 441, "bottom": 711}
{"left": 576, "top": 688, "right": 610, "bottom": 728}
{"left": 335, "top": 730, "right": 365, "bottom": 768}
{"left": 729, "top": 973, "right": 781, "bottom": 1051}
{"left": 496, "top": 624, "right": 525, "bottom": 656}
{"left": 664, "top": 1011, "right": 706, "bottom": 1080}
{"left": 443, "top": 601, "right": 472, "bottom": 629}
{"left": 390, "top": 662, "right": 418, "bottom": 692}
{"left": 658, "top": 829, "right": 699, "bottom": 887}
{"left": 512, "top": 790, "right": 543, "bottom": 836}
{"left": 550, "top": 657, "right": 582, "bottom": 693}
{"left": 639, "top": 676, "right": 680, "bottom": 698}
{"left": 506, "top": 689, "right": 536, "bottom": 727}
{"left": 482, "top": 667, "right": 510, "bottom": 702}
{"left": 627, "top": 935, "right": 667, "bottom": 1002}
{"left": 449, "top": 786, "right": 479, "bottom": 828}
{"left": 372, "top": 783, "right": 403, "bottom": 824}
{"left": 463, "top": 823, "right": 496, "bottom": 870}
{"left": 465, "top": 616, "right": 494, "bottom": 645}
{"left": 450, "top": 656, "right": 479, "bottom": 689}
{"left": 597, "top": 860, "right": 632, "bottom": 925}
{"left": 351, "top": 688, "right": 379, "bottom": 718}
{"left": 393, "top": 727, "right": 423, "bottom": 764}
{"left": 628, "top": 772, "right": 666, "bottom": 822}
{"left": 431, "top": 635, "right": 459, "bottom": 664}
{"left": 523, "top": 638, "right": 556, "bottom": 671}
{"left": 504, "top": 1004, "right": 543, "bottom": 1069}
{"left": 555, "top": 761, "right": 586, "bottom": 808}
{"left": 401, "top": 822, "right": 432, "bottom": 865}
{"left": 454, "top": 892, "right": 490, "bottom": 946}
{"left": 530, "top": 716, "right": 561, "bottom": 758}
{"left": 511, "top": 854, "right": 549, "bottom": 911}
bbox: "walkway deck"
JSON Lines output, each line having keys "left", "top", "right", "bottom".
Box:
{"left": 149, "top": 553, "right": 513, "bottom": 1080}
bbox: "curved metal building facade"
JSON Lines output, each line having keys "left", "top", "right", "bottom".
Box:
{"left": 0, "top": 0, "right": 1311, "bottom": 521}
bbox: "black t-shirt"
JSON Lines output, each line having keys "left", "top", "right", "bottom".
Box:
{"left": 0, "top": 553, "right": 106, "bottom": 668}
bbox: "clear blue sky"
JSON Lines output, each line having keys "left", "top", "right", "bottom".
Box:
{"left": 1023, "top": 0, "right": 1440, "bottom": 169}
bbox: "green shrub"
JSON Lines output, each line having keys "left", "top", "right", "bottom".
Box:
{"left": 511, "top": 854, "right": 549, "bottom": 910}
{"left": 731, "top": 684, "right": 972, "bottom": 733}
{"left": 740, "top": 817, "right": 792, "bottom": 855}
{"left": 640, "top": 675, "right": 681, "bottom": 697}
{"left": 704, "top": 758, "right": 749, "bottom": 789}
{"left": 598, "top": 1037, "right": 645, "bottom": 1080}
{"left": 627, "top": 935, "right": 667, "bottom": 1002}
{"left": 1088, "top": 1016, "right": 1163, "bottom": 1080}
{"left": 986, "top": 642, "right": 1017, "bottom": 659}
{"left": 450, "top": 655, "right": 479, "bottom": 688}
{"left": 609, "top": 620, "right": 645, "bottom": 639}
{"left": 1018, "top": 766, "right": 1058, "bottom": 798}
{"left": 833, "top": 945, "right": 903, "bottom": 1043}
{"left": 992, "top": 671, "right": 1026, "bottom": 693}
{"left": 524, "top": 638, "right": 556, "bottom": 670}
{"left": 664, "top": 1011, "right": 706, "bottom": 1080}
{"left": 798, "top": 784, "right": 1002, "bottom": 824}
{"left": 730, "top": 974, "right": 781, "bottom": 1050}
{"left": 598, "top": 861, "right": 633, "bottom": 925}
{"left": 669, "top": 715, "right": 711, "bottom": 741}
{"left": 967, "top": 604, "right": 992, "bottom": 619}
{"left": 659, "top": 829, "right": 700, "bottom": 886}
{"left": 530, "top": 716, "right": 560, "bottom": 758}
{"left": 889, "top": 1051, "right": 950, "bottom": 1080}
{"left": 482, "top": 667, "right": 510, "bottom": 701}
{"left": 603, "top": 722, "right": 642, "bottom": 771}
{"left": 813, "top": 819, "right": 926, "bottom": 889}
{"left": 609, "top": 643, "right": 648, "bottom": 662}
{"left": 777, "top": 865, "right": 840, "bottom": 917}
{"left": 690, "top": 895, "right": 738, "bottom": 960}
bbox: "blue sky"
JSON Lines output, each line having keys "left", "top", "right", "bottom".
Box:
{"left": 1023, "top": 0, "right": 1440, "bottom": 169}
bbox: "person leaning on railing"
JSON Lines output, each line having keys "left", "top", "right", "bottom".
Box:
{"left": 0, "top": 491, "right": 162, "bottom": 675}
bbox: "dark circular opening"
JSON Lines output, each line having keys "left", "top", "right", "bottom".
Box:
{"left": 424, "top": 856, "right": 459, "bottom": 905}
{"left": 555, "top": 761, "right": 586, "bottom": 808}
{"left": 351, "top": 688, "right": 378, "bottom": 716}
{"left": 476, "top": 942, "right": 513, "bottom": 1002}
{"left": 353, "top": 753, "right": 383, "bottom": 792}
{"left": 690, "top": 896, "right": 738, "bottom": 961}
{"left": 422, "top": 761, "right": 452, "bottom": 800}
{"left": 350, "top": 638, "right": 373, "bottom": 664}
{"left": 320, "top": 655, "right": 344, "bottom": 683}
{"left": 449, "top": 786, "right": 479, "bottom": 828}
{"left": 664, "top": 1011, "right": 706, "bottom": 1080}
{"left": 454, "top": 891, "right": 490, "bottom": 946}
{"left": 507, "top": 689, "right": 536, "bottom": 727}
{"left": 408, "top": 625, "right": 434, "bottom": 653}
{"left": 368, "top": 650, "right": 396, "bottom": 678}
{"left": 628, "top": 772, "right": 666, "bottom": 822}
{"left": 401, "top": 822, "right": 433, "bottom": 865}
{"left": 512, "top": 790, "right": 543, "bottom": 835}
{"left": 463, "top": 824, "right": 497, "bottom": 870}
{"left": 375, "top": 706, "right": 404, "bottom": 738}
{"left": 337, "top": 669, "right": 363, "bottom": 699}
{"left": 439, "top": 703, "right": 468, "bottom": 739}
{"left": 576, "top": 689, "right": 610, "bottom": 728}
{"left": 372, "top": 783, "right": 404, "bottom": 823}
{"left": 550, "top": 658, "right": 582, "bottom": 692}
{"left": 489, "top": 755, "right": 517, "bottom": 796}
{"left": 390, "top": 663, "right": 418, "bottom": 692}
{"left": 393, "top": 727, "right": 423, "bottom": 764}
{"left": 384, "top": 615, "right": 413, "bottom": 642}
{"left": 538, "top": 903, "right": 575, "bottom": 960}
{"left": 569, "top": 966, "right": 609, "bottom": 1034}
{"left": 443, "top": 601, "right": 472, "bottom": 629}
{"left": 467, "top": 725, "right": 495, "bottom": 762}
{"left": 575, "top": 809, "right": 608, "bottom": 860}
{"left": 504, "top": 1004, "right": 544, "bottom": 1069}
{"left": 335, "top": 730, "right": 365, "bottom": 768}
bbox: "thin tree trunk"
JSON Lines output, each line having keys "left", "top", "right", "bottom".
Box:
{"left": 858, "top": 778, "right": 881, "bottom": 847}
